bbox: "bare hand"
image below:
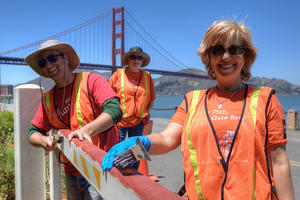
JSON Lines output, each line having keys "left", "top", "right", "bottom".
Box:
{"left": 42, "top": 136, "right": 57, "bottom": 151}
{"left": 68, "top": 129, "right": 93, "bottom": 144}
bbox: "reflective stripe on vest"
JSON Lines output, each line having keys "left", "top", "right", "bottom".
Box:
{"left": 250, "top": 86, "right": 263, "bottom": 130}
{"left": 186, "top": 87, "right": 265, "bottom": 199}
{"left": 140, "top": 71, "right": 149, "bottom": 118}
{"left": 75, "top": 72, "right": 84, "bottom": 128}
{"left": 45, "top": 91, "right": 51, "bottom": 123}
{"left": 120, "top": 68, "right": 150, "bottom": 118}
{"left": 185, "top": 90, "right": 205, "bottom": 200}
{"left": 249, "top": 86, "right": 262, "bottom": 200}
{"left": 120, "top": 68, "right": 128, "bottom": 117}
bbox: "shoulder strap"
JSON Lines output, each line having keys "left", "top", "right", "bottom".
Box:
{"left": 184, "top": 89, "right": 206, "bottom": 113}
{"left": 184, "top": 95, "right": 188, "bottom": 113}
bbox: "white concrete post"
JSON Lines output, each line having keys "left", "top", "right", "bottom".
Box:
{"left": 49, "top": 129, "right": 62, "bottom": 200}
{"left": 286, "top": 109, "right": 299, "bottom": 130}
{"left": 14, "top": 84, "right": 46, "bottom": 200}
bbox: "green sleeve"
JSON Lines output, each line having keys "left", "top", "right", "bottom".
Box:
{"left": 101, "top": 97, "right": 123, "bottom": 124}
{"left": 28, "top": 124, "right": 48, "bottom": 141}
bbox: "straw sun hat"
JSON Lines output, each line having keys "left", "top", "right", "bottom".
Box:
{"left": 121, "top": 46, "right": 150, "bottom": 67}
{"left": 25, "top": 40, "right": 80, "bottom": 78}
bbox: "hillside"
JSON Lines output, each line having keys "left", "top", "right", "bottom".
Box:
{"left": 153, "top": 68, "right": 300, "bottom": 95}
{"left": 23, "top": 68, "right": 300, "bottom": 95}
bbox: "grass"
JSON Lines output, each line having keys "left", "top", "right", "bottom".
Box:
{"left": 0, "top": 111, "right": 67, "bottom": 199}
{"left": 0, "top": 112, "right": 15, "bottom": 200}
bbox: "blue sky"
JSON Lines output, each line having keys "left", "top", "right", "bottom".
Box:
{"left": 1, "top": 0, "right": 300, "bottom": 85}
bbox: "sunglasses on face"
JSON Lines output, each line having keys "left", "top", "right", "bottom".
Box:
{"left": 210, "top": 45, "right": 246, "bottom": 56}
{"left": 129, "top": 55, "right": 143, "bottom": 60}
{"left": 38, "top": 53, "right": 64, "bottom": 68}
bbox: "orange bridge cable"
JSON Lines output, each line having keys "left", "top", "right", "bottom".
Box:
{"left": 0, "top": 9, "right": 112, "bottom": 56}
{"left": 125, "top": 20, "right": 184, "bottom": 70}
{"left": 124, "top": 8, "right": 189, "bottom": 69}
{"left": 124, "top": 19, "right": 185, "bottom": 69}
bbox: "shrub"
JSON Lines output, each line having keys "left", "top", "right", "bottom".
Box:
{"left": 0, "top": 111, "right": 15, "bottom": 200}
{"left": 0, "top": 111, "right": 67, "bottom": 199}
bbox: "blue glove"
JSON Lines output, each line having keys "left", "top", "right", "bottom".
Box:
{"left": 101, "top": 136, "right": 151, "bottom": 171}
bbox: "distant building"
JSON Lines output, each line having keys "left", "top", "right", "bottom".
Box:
{"left": 0, "top": 84, "right": 13, "bottom": 103}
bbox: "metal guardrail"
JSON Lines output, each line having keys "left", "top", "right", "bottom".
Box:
{"left": 55, "top": 129, "right": 183, "bottom": 200}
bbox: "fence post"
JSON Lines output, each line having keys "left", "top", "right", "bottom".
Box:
{"left": 49, "top": 129, "right": 62, "bottom": 200}
{"left": 14, "top": 84, "right": 46, "bottom": 200}
{"left": 286, "top": 109, "right": 299, "bottom": 130}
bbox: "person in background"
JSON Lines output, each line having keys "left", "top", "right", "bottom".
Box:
{"left": 102, "top": 20, "right": 295, "bottom": 199}
{"left": 109, "top": 47, "right": 156, "bottom": 143}
{"left": 25, "top": 40, "right": 122, "bottom": 200}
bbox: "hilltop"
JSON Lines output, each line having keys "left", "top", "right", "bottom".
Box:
{"left": 153, "top": 68, "right": 300, "bottom": 95}
{"left": 23, "top": 68, "right": 300, "bottom": 95}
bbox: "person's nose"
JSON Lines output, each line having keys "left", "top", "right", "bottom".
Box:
{"left": 221, "top": 51, "right": 232, "bottom": 60}
{"left": 44, "top": 61, "right": 53, "bottom": 69}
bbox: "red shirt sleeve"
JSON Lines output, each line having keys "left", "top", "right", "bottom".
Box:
{"left": 31, "top": 102, "right": 52, "bottom": 132}
{"left": 267, "top": 94, "right": 288, "bottom": 147}
{"left": 88, "top": 73, "right": 119, "bottom": 115}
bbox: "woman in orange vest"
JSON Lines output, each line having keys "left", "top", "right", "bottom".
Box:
{"left": 109, "top": 46, "right": 156, "bottom": 142}
{"left": 102, "top": 20, "right": 295, "bottom": 199}
{"left": 25, "top": 40, "right": 122, "bottom": 200}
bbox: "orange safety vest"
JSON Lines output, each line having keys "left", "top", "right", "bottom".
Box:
{"left": 182, "top": 85, "right": 278, "bottom": 200}
{"left": 117, "top": 67, "right": 152, "bottom": 119}
{"left": 43, "top": 72, "right": 119, "bottom": 151}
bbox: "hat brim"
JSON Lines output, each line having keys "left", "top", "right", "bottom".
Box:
{"left": 25, "top": 43, "right": 80, "bottom": 78}
{"left": 121, "top": 51, "right": 150, "bottom": 67}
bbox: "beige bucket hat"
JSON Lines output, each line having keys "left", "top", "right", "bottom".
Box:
{"left": 121, "top": 46, "right": 150, "bottom": 67}
{"left": 25, "top": 40, "right": 80, "bottom": 78}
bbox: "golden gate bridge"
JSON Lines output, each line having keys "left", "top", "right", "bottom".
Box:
{"left": 0, "top": 7, "right": 209, "bottom": 86}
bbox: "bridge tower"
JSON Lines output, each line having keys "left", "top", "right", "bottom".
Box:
{"left": 112, "top": 7, "right": 124, "bottom": 73}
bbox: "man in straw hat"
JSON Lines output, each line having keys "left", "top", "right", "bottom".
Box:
{"left": 25, "top": 40, "right": 122, "bottom": 200}
{"left": 109, "top": 47, "right": 156, "bottom": 168}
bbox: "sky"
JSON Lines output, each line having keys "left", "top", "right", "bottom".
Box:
{"left": 1, "top": 0, "right": 300, "bottom": 86}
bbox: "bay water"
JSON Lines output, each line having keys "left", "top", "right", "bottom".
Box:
{"left": 3, "top": 94, "right": 300, "bottom": 122}
{"left": 150, "top": 94, "right": 300, "bottom": 121}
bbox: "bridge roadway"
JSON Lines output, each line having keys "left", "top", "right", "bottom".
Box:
{"left": 0, "top": 56, "right": 210, "bottom": 79}
{"left": 149, "top": 118, "right": 300, "bottom": 199}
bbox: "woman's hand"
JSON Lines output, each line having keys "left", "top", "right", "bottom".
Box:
{"left": 101, "top": 136, "right": 151, "bottom": 171}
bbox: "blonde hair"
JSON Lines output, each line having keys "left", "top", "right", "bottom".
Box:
{"left": 197, "top": 20, "right": 257, "bottom": 81}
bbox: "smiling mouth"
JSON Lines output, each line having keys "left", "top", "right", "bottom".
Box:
{"left": 219, "top": 64, "right": 234, "bottom": 69}
{"left": 133, "top": 63, "right": 141, "bottom": 66}
{"left": 48, "top": 67, "right": 59, "bottom": 76}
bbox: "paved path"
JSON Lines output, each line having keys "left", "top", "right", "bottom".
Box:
{"left": 149, "top": 118, "right": 300, "bottom": 198}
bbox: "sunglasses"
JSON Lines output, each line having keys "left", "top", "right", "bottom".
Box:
{"left": 38, "top": 53, "right": 64, "bottom": 68}
{"left": 129, "top": 55, "right": 143, "bottom": 60}
{"left": 210, "top": 45, "right": 246, "bottom": 56}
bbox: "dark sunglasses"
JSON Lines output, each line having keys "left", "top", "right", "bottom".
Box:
{"left": 210, "top": 45, "right": 246, "bottom": 56}
{"left": 129, "top": 55, "right": 143, "bottom": 60}
{"left": 38, "top": 53, "right": 64, "bottom": 68}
